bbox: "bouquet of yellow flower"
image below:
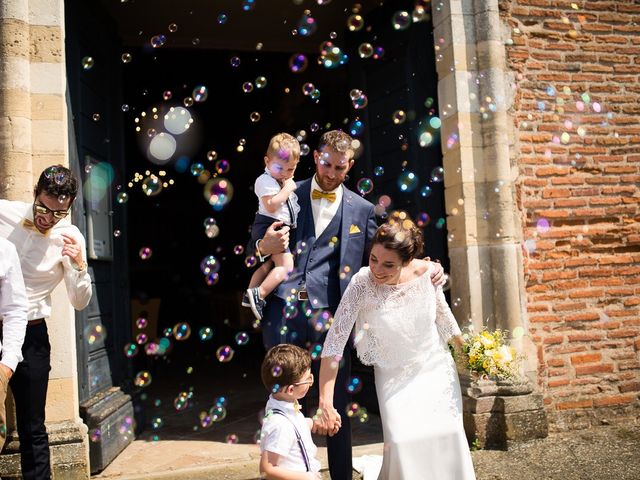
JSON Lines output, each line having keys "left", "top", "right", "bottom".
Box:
{"left": 460, "top": 329, "right": 519, "bottom": 379}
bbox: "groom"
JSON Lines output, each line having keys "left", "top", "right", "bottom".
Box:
{"left": 255, "top": 130, "right": 443, "bottom": 479}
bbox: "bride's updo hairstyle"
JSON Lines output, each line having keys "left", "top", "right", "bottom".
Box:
{"left": 372, "top": 211, "right": 424, "bottom": 264}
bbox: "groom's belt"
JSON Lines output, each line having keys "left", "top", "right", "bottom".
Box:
{"left": 297, "top": 289, "right": 308, "bottom": 301}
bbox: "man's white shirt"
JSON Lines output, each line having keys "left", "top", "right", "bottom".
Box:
{"left": 310, "top": 176, "right": 343, "bottom": 238}
{"left": 0, "top": 200, "right": 92, "bottom": 320}
{"left": 0, "top": 237, "right": 28, "bottom": 371}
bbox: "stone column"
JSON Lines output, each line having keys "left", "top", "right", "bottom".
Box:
{"left": 433, "top": 0, "right": 547, "bottom": 446}
{"left": 0, "top": 0, "right": 33, "bottom": 199}
{"left": 433, "top": 0, "right": 537, "bottom": 375}
{"left": 0, "top": 0, "right": 90, "bottom": 478}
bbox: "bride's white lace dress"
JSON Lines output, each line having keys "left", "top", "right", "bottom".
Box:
{"left": 322, "top": 265, "right": 476, "bottom": 480}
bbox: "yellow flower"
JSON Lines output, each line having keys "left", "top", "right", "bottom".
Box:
{"left": 497, "top": 345, "right": 513, "bottom": 363}
{"left": 479, "top": 331, "right": 495, "bottom": 348}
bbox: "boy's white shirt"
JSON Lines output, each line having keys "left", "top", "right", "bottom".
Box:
{"left": 260, "top": 395, "right": 321, "bottom": 473}
{"left": 254, "top": 169, "right": 300, "bottom": 223}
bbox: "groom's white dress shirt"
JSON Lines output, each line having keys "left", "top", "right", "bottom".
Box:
{"left": 310, "top": 175, "right": 343, "bottom": 238}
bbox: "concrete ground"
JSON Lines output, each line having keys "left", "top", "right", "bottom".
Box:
{"left": 92, "top": 352, "right": 640, "bottom": 480}
{"left": 93, "top": 423, "right": 640, "bottom": 480}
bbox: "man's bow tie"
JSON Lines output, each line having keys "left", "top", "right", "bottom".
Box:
{"left": 312, "top": 189, "right": 336, "bottom": 202}
{"left": 21, "top": 218, "right": 48, "bottom": 235}
{"left": 22, "top": 218, "right": 38, "bottom": 231}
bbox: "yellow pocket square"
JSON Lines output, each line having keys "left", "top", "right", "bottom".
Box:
{"left": 349, "top": 224, "right": 361, "bottom": 234}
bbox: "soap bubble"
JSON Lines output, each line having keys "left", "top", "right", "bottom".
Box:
{"left": 397, "top": 171, "right": 418, "bottom": 192}
{"left": 134, "top": 371, "right": 152, "bottom": 387}
{"left": 255, "top": 76, "right": 267, "bottom": 89}
{"left": 392, "top": 110, "right": 407, "bottom": 124}
{"left": 216, "top": 345, "right": 235, "bottom": 362}
{"left": 86, "top": 325, "right": 105, "bottom": 345}
{"left": 358, "top": 43, "right": 374, "bottom": 58}
{"left": 346, "top": 376, "right": 362, "bottom": 394}
{"left": 235, "top": 332, "right": 250, "bottom": 345}
{"left": 150, "top": 35, "right": 166, "bottom": 48}
{"left": 347, "top": 14, "right": 364, "bottom": 31}
{"left": 289, "top": 53, "right": 308, "bottom": 73}
{"left": 430, "top": 166, "right": 445, "bottom": 183}
{"left": 174, "top": 392, "right": 189, "bottom": 411}
{"left": 392, "top": 11, "right": 411, "bottom": 30}
{"left": 199, "top": 327, "right": 214, "bottom": 341}
{"left": 200, "top": 255, "right": 220, "bottom": 275}
{"left": 124, "top": 343, "right": 138, "bottom": 358}
{"left": 81, "top": 56, "right": 94, "bottom": 70}
{"left": 173, "top": 322, "right": 192, "bottom": 341}
{"left": 356, "top": 178, "right": 374, "bottom": 195}
{"left": 204, "top": 178, "right": 234, "bottom": 210}
{"left": 192, "top": 85, "right": 208, "bottom": 102}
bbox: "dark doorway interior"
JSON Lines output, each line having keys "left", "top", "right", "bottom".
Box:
{"left": 78, "top": 0, "right": 447, "bottom": 448}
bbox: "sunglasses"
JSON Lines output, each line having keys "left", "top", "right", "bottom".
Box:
{"left": 33, "top": 203, "right": 70, "bottom": 220}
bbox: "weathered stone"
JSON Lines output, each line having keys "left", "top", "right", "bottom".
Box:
{"left": 0, "top": 420, "right": 89, "bottom": 479}
{"left": 462, "top": 376, "right": 548, "bottom": 449}
{"left": 505, "top": 409, "right": 549, "bottom": 443}
{"left": 80, "top": 387, "right": 134, "bottom": 474}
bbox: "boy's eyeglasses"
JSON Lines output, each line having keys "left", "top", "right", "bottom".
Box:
{"left": 33, "top": 203, "right": 70, "bottom": 220}
{"left": 292, "top": 373, "right": 314, "bottom": 386}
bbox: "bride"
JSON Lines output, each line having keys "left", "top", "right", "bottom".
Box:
{"left": 318, "top": 211, "right": 476, "bottom": 479}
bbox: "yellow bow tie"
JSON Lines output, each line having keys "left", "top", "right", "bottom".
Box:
{"left": 22, "top": 218, "right": 48, "bottom": 235}
{"left": 312, "top": 189, "right": 336, "bottom": 202}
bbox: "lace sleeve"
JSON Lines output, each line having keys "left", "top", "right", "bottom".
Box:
{"left": 321, "top": 272, "right": 366, "bottom": 358}
{"left": 435, "top": 286, "right": 462, "bottom": 343}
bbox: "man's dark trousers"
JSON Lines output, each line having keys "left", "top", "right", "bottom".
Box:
{"left": 9, "top": 322, "right": 52, "bottom": 480}
{"left": 263, "top": 297, "right": 353, "bottom": 480}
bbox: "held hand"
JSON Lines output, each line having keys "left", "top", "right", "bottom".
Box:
{"left": 61, "top": 233, "right": 85, "bottom": 268}
{"left": 316, "top": 404, "right": 342, "bottom": 437}
{"left": 311, "top": 418, "right": 327, "bottom": 436}
{"left": 426, "top": 257, "right": 446, "bottom": 287}
{"left": 260, "top": 222, "right": 290, "bottom": 256}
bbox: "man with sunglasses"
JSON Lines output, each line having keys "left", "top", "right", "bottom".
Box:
{"left": 0, "top": 165, "right": 92, "bottom": 480}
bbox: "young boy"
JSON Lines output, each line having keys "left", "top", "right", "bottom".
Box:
{"left": 259, "top": 344, "right": 322, "bottom": 479}
{"left": 244, "top": 133, "right": 301, "bottom": 321}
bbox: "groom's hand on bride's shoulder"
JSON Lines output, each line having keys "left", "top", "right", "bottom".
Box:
{"left": 425, "top": 256, "right": 446, "bottom": 287}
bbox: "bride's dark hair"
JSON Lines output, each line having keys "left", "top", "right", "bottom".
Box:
{"left": 372, "top": 211, "right": 424, "bottom": 263}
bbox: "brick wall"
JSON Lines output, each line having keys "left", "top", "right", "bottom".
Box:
{"left": 500, "top": 0, "right": 640, "bottom": 429}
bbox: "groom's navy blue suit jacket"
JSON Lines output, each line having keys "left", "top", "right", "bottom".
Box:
{"left": 272, "top": 177, "right": 378, "bottom": 309}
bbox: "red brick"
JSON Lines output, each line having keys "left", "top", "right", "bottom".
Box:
{"left": 570, "top": 353, "right": 602, "bottom": 365}
{"left": 554, "top": 302, "right": 587, "bottom": 312}
{"left": 593, "top": 395, "right": 636, "bottom": 407}
{"left": 568, "top": 332, "right": 605, "bottom": 343}
{"left": 608, "top": 329, "right": 639, "bottom": 339}
{"left": 556, "top": 399, "right": 593, "bottom": 410}
{"left": 548, "top": 378, "right": 570, "bottom": 388}
{"left": 619, "top": 361, "right": 640, "bottom": 370}
{"left": 619, "top": 382, "right": 640, "bottom": 393}
{"left": 547, "top": 358, "right": 565, "bottom": 367}
{"left": 575, "top": 364, "right": 614, "bottom": 376}
{"left": 542, "top": 334, "right": 564, "bottom": 344}
{"left": 568, "top": 289, "right": 605, "bottom": 299}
